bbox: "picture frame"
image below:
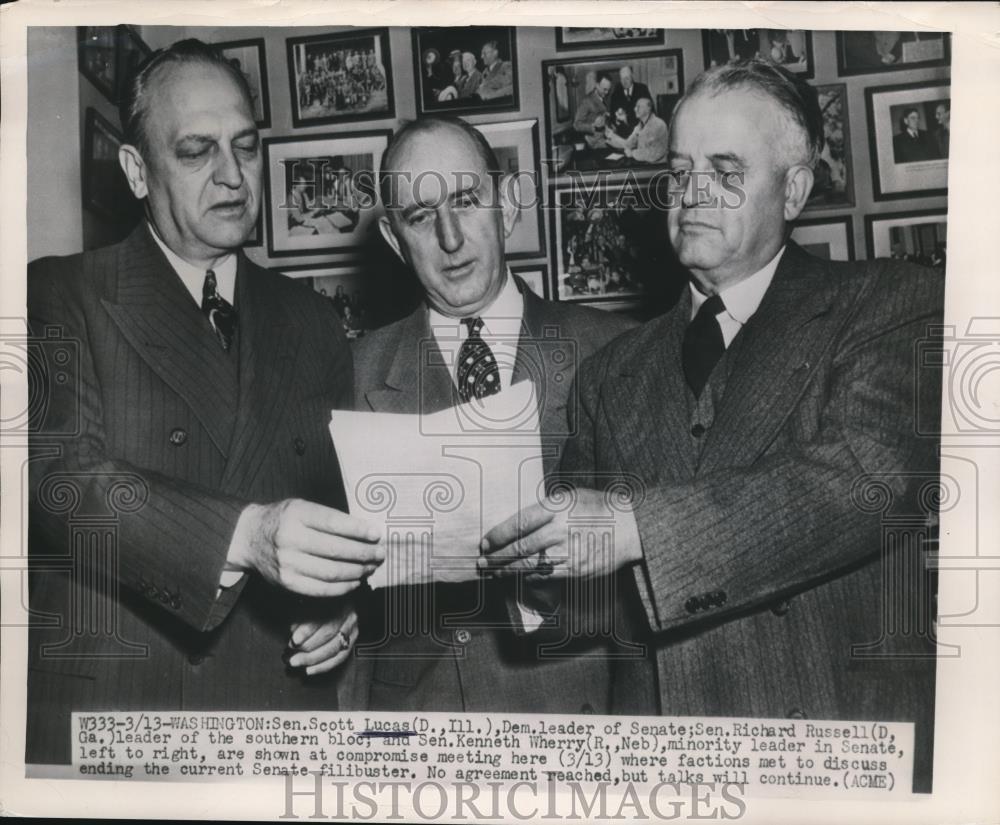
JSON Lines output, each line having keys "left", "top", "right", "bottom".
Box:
{"left": 116, "top": 25, "right": 151, "bottom": 102}
{"left": 473, "top": 119, "right": 545, "bottom": 259}
{"left": 865, "top": 80, "right": 950, "bottom": 200}
{"left": 864, "top": 209, "right": 947, "bottom": 269}
{"left": 411, "top": 27, "right": 518, "bottom": 117}
{"left": 263, "top": 130, "right": 391, "bottom": 258}
{"left": 836, "top": 31, "right": 951, "bottom": 76}
{"left": 542, "top": 49, "right": 683, "bottom": 177}
{"left": 285, "top": 28, "right": 394, "bottom": 128}
{"left": 549, "top": 182, "right": 659, "bottom": 303}
{"left": 283, "top": 264, "right": 374, "bottom": 339}
{"left": 77, "top": 26, "right": 118, "bottom": 103}
{"left": 555, "top": 27, "right": 665, "bottom": 51}
{"left": 82, "top": 107, "right": 139, "bottom": 228}
{"left": 806, "top": 82, "right": 855, "bottom": 211}
{"left": 213, "top": 37, "right": 271, "bottom": 129}
{"left": 790, "top": 215, "right": 856, "bottom": 262}
{"left": 509, "top": 264, "right": 549, "bottom": 300}
{"left": 702, "top": 29, "right": 814, "bottom": 79}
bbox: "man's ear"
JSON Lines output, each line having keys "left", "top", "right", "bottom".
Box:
{"left": 378, "top": 216, "right": 407, "bottom": 263}
{"left": 783, "top": 164, "right": 814, "bottom": 222}
{"left": 497, "top": 172, "right": 522, "bottom": 239}
{"left": 119, "top": 144, "right": 149, "bottom": 200}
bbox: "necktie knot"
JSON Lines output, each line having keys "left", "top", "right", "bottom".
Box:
{"left": 462, "top": 316, "right": 485, "bottom": 337}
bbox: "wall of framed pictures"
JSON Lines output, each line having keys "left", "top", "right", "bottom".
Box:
{"left": 34, "top": 24, "right": 950, "bottom": 319}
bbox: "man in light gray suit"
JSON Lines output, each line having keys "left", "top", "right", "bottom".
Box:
{"left": 484, "top": 59, "right": 942, "bottom": 792}
{"left": 330, "top": 116, "right": 651, "bottom": 714}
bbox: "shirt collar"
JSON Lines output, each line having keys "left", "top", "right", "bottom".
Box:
{"left": 428, "top": 268, "right": 524, "bottom": 338}
{"left": 147, "top": 222, "right": 238, "bottom": 307}
{"left": 689, "top": 245, "right": 785, "bottom": 324}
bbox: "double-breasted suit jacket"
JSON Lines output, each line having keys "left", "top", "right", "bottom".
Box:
{"left": 26, "top": 225, "right": 353, "bottom": 764}
{"left": 346, "top": 276, "right": 655, "bottom": 715}
{"left": 561, "top": 244, "right": 943, "bottom": 791}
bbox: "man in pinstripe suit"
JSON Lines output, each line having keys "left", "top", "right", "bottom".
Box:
{"left": 25, "top": 39, "right": 380, "bottom": 765}
{"left": 484, "top": 60, "right": 942, "bottom": 791}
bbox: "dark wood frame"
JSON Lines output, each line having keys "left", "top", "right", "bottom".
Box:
{"left": 701, "top": 29, "right": 814, "bottom": 80}
{"left": 213, "top": 37, "right": 272, "bottom": 130}
{"left": 510, "top": 263, "right": 550, "bottom": 300}
{"left": 285, "top": 28, "right": 395, "bottom": 128}
{"left": 791, "top": 215, "right": 856, "bottom": 261}
{"left": 864, "top": 208, "right": 947, "bottom": 260}
{"left": 410, "top": 26, "right": 519, "bottom": 117}
{"left": 116, "top": 25, "right": 151, "bottom": 104}
{"left": 555, "top": 27, "right": 665, "bottom": 52}
{"left": 805, "top": 82, "right": 855, "bottom": 212}
{"left": 77, "top": 26, "right": 119, "bottom": 103}
{"left": 836, "top": 31, "right": 951, "bottom": 77}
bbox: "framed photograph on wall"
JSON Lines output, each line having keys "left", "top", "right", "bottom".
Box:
{"left": 283, "top": 264, "right": 374, "bottom": 339}
{"left": 77, "top": 26, "right": 118, "bottom": 102}
{"left": 543, "top": 49, "right": 683, "bottom": 177}
{"left": 555, "top": 27, "right": 665, "bottom": 51}
{"left": 790, "top": 215, "right": 855, "bottom": 262}
{"left": 82, "top": 108, "right": 138, "bottom": 226}
{"left": 263, "top": 130, "right": 390, "bottom": 258}
{"left": 412, "top": 27, "right": 518, "bottom": 116}
{"left": 286, "top": 28, "right": 394, "bottom": 128}
{"left": 214, "top": 37, "right": 271, "bottom": 129}
{"left": 807, "top": 82, "right": 854, "bottom": 211}
{"left": 865, "top": 209, "right": 947, "bottom": 270}
{"left": 836, "top": 31, "right": 950, "bottom": 76}
{"left": 549, "top": 184, "right": 658, "bottom": 302}
{"left": 472, "top": 119, "right": 544, "bottom": 259}
{"left": 702, "top": 29, "right": 814, "bottom": 78}
{"left": 117, "top": 25, "right": 151, "bottom": 100}
{"left": 509, "top": 264, "right": 549, "bottom": 300}
{"left": 865, "top": 81, "right": 950, "bottom": 200}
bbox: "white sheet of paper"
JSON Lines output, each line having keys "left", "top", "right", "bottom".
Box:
{"left": 329, "top": 382, "right": 544, "bottom": 588}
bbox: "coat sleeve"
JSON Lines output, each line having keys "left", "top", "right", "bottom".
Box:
{"left": 28, "top": 258, "right": 251, "bottom": 633}
{"left": 569, "top": 265, "right": 943, "bottom": 635}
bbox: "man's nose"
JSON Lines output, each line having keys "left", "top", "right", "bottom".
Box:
{"left": 436, "top": 206, "right": 465, "bottom": 254}
{"left": 681, "top": 170, "right": 714, "bottom": 209}
{"left": 213, "top": 147, "right": 245, "bottom": 189}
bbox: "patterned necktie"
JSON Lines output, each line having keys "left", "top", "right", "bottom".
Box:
{"left": 201, "top": 269, "right": 237, "bottom": 352}
{"left": 457, "top": 317, "right": 501, "bottom": 403}
{"left": 682, "top": 294, "right": 726, "bottom": 398}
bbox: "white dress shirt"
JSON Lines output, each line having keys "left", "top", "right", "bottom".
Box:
{"left": 688, "top": 245, "right": 786, "bottom": 347}
{"left": 428, "top": 271, "right": 545, "bottom": 631}
{"left": 148, "top": 223, "right": 238, "bottom": 308}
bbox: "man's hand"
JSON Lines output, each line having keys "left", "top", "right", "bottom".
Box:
{"left": 478, "top": 488, "right": 643, "bottom": 579}
{"left": 231, "top": 499, "right": 383, "bottom": 597}
{"left": 287, "top": 604, "right": 358, "bottom": 675}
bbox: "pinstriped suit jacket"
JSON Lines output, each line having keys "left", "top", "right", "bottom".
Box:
{"left": 343, "top": 277, "right": 656, "bottom": 715}
{"left": 26, "top": 225, "right": 353, "bottom": 764}
{"left": 561, "top": 243, "right": 943, "bottom": 792}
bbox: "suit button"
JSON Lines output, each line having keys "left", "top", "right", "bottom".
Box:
{"left": 771, "top": 599, "right": 791, "bottom": 616}
{"left": 169, "top": 428, "right": 188, "bottom": 446}
{"left": 454, "top": 629, "right": 471, "bottom": 644}
{"left": 581, "top": 703, "right": 595, "bottom": 714}
{"left": 293, "top": 437, "right": 306, "bottom": 456}
{"left": 787, "top": 708, "right": 807, "bottom": 719}
{"left": 685, "top": 597, "right": 700, "bottom": 614}
{"left": 188, "top": 653, "right": 206, "bottom": 666}
{"left": 169, "top": 595, "right": 182, "bottom": 610}
{"left": 690, "top": 423, "right": 706, "bottom": 438}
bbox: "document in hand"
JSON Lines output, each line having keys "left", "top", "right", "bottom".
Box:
{"left": 329, "top": 381, "right": 545, "bottom": 588}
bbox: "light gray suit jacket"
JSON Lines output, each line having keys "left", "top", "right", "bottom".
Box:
{"left": 561, "top": 243, "right": 943, "bottom": 791}
{"left": 344, "top": 276, "right": 654, "bottom": 715}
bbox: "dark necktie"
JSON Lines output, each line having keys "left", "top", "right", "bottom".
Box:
{"left": 456, "top": 317, "right": 501, "bottom": 403}
{"left": 201, "top": 269, "right": 237, "bottom": 352}
{"left": 682, "top": 294, "right": 726, "bottom": 398}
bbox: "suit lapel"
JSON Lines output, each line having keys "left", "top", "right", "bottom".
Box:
{"left": 220, "top": 256, "right": 302, "bottom": 493}
{"left": 99, "top": 226, "right": 237, "bottom": 455}
{"left": 364, "top": 306, "right": 457, "bottom": 415}
{"left": 606, "top": 295, "right": 697, "bottom": 482}
{"left": 698, "top": 244, "right": 839, "bottom": 474}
